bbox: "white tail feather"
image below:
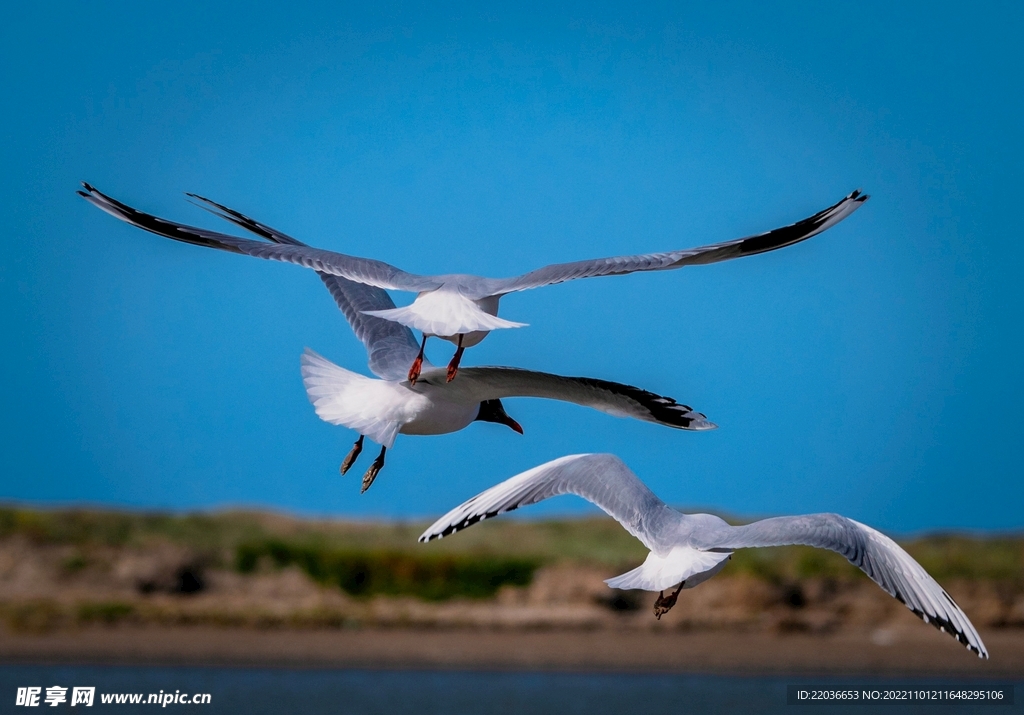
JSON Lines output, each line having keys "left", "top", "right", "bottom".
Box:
{"left": 363, "top": 290, "right": 526, "bottom": 337}
{"left": 300, "top": 349, "right": 402, "bottom": 448}
{"left": 605, "top": 546, "right": 732, "bottom": 592}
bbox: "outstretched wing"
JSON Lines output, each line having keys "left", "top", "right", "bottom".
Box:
{"left": 695, "top": 513, "right": 987, "bottom": 658}
{"left": 419, "top": 453, "right": 684, "bottom": 552}
{"left": 422, "top": 368, "right": 715, "bottom": 431}
{"left": 79, "top": 183, "right": 441, "bottom": 293}
{"left": 186, "top": 193, "right": 424, "bottom": 381}
{"left": 475, "top": 190, "right": 868, "bottom": 297}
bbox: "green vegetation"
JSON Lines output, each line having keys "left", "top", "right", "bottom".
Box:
{"left": 1, "top": 505, "right": 1022, "bottom": 595}
{"left": 724, "top": 534, "right": 1024, "bottom": 585}
{"left": 236, "top": 539, "right": 537, "bottom": 600}
{"left": 77, "top": 601, "right": 135, "bottom": 624}
{"left": 0, "top": 506, "right": 271, "bottom": 551}
{"left": 903, "top": 534, "right": 1024, "bottom": 582}
{"left": 1, "top": 601, "right": 65, "bottom": 633}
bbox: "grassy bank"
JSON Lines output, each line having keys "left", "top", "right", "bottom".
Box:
{"left": 1, "top": 505, "right": 1022, "bottom": 600}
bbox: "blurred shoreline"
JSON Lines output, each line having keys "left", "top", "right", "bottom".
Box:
{"left": 2, "top": 506, "right": 1022, "bottom": 675}
{"left": 2, "top": 626, "right": 1021, "bottom": 676}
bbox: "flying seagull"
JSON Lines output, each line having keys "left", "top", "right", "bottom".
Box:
{"left": 79, "top": 183, "right": 868, "bottom": 383}
{"left": 302, "top": 351, "right": 714, "bottom": 492}
{"left": 91, "top": 190, "right": 716, "bottom": 492}
{"left": 419, "top": 454, "right": 988, "bottom": 658}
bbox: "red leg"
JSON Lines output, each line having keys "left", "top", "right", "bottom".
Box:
{"left": 407, "top": 335, "right": 427, "bottom": 385}
{"left": 446, "top": 335, "right": 465, "bottom": 383}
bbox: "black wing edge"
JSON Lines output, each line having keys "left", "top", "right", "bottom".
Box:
{"left": 714, "top": 189, "right": 869, "bottom": 262}
{"left": 79, "top": 182, "right": 249, "bottom": 255}
{"left": 569, "top": 375, "right": 715, "bottom": 431}
{"left": 891, "top": 588, "right": 988, "bottom": 659}
{"left": 186, "top": 193, "right": 306, "bottom": 247}
{"left": 418, "top": 505, "right": 521, "bottom": 543}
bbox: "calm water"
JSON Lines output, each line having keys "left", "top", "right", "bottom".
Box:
{"left": 0, "top": 665, "right": 1018, "bottom": 714}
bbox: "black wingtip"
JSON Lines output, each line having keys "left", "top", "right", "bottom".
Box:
{"left": 81, "top": 181, "right": 96, "bottom": 193}
{"left": 184, "top": 192, "right": 218, "bottom": 206}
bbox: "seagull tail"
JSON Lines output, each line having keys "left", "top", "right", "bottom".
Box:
{"left": 300, "top": 349, "right": 401, "bottom": 449}
{"left": 362, "top": 294, "right": 526, "bottom": 338}
{"left": 605, "top": 547, "right": 732, "bottom": 592}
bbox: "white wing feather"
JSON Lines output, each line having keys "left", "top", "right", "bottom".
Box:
{"left": 419, "top": 453, "right": 682, "bottom": 553}
{"left": 696, "top": 514, "right": 988, "bottom": 658}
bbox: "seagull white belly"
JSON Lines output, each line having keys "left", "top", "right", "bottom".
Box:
{"left": 400, "top": 399, "right": 479, "bottom": 435}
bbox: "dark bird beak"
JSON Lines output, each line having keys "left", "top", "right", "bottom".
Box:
{"left": 475, "top": 399, "right": 524, "bottom": 434}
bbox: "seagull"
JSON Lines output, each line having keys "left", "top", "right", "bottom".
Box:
{"left": 419, "top": 454, "right": 988, "bottom": 658}
{"left": 89, "top": 189, "right": 717, "bottom": 492}
{"left": 79, "top": 183, "right": 868, "bottom": 383}
{"left": 302, "top": 350, "right": 713, "bottom": 492}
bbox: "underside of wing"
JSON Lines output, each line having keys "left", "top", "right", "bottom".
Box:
{"left": 79, "top": 183, "right": 440, "bottom": 293}
{"left": 699, "top": 513, "right": 988, "bottom": 658}
{"left": 419, "top": 454, "right": 683, "bottom": 552}
{"left": 426, "top": 367, "right": 715, "bottom": 431}
{"left": 478, "top": 190, "right": 868, "bottom": 296}
{"left": 187, "top": 193, "right": 424, "bottom": 381}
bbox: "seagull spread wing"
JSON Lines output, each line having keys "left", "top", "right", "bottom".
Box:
{"left": 186, "top": 193, "right": 424, "bottom": 381}
{"left": 422, "top": 454, "right": 986, "bottom": 659}
{"left": 419, "top": 453, "right": 683, "bottom": 553}
{"left": 423, "top": 368, "right": 715, "bottom": 431}
{"left": 79, "top": 183, "right": 440, "bottom": 294}
{"left": 473, "top": 190, "right": 868, "bottom": 297}
{"left": 694, "top": 514, "right": 988, "bottom": 658}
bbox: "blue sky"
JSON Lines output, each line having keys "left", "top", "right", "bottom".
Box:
{"left": 1, "top": 2, "right": 1021, "bottom": 531}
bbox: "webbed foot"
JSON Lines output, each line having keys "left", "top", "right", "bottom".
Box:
{"left": 360, "top": 446, "right": 387, "bottom": 493}
{"left": 340, "top": 436, "right": 364, "bottom": 475}
{"left": 408, "top": 336, "right": 428, "bottom": 385}
{"left": 445, "top": 336, "right": 466, "bottom": 383}
{"left": 653, "top": 581, "right": 685, "bottom": 620}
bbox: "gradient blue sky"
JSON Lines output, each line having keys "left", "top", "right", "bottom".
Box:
{"left": 1, "top": 2, "right": 1021, "bottom": 531}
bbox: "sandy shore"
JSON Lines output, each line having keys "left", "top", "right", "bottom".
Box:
{"left": 2, "top": 626, "right": 1022, "bottom": 677}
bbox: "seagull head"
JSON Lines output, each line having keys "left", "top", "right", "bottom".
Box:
{"left": 474, "top": 399, "right": 523, "bottom": 434}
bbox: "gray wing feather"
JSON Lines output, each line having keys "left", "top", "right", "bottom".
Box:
{"left": 694, "top": 513, "right": 987, "bottom": 658}
{"left": 318, "top": 278, "right": 427, "bottom": 380}
{"left": 476, "top": 190, "right": 868, "bottom": 297}
{"left": 184, "top": 193, "right": 424, "bottom": 381}
{"left": 419, "top": 453, "right": 682, "bottom": 552}
{"left": 79, "top": 183, "right": 440, "bottom": 293}
{"left": 423, "top": 368, "right": 715, "bottom": 431}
